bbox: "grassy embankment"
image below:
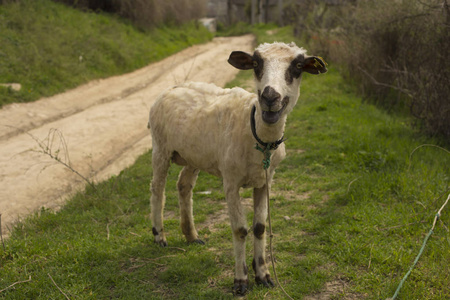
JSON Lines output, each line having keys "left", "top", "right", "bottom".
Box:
{"left": 0, "top": 0, "right": 212, "bottom": 107}
{"left": 0, "top": 17, "right": 449, "bottom": 300}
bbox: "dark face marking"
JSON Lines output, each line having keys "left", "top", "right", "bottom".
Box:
{"left": 285, "top": 54, "right": 305, "bottom": 85}
{"left": 254, "top": 222, "right": 265, "bottom": 240}
{"left": 252, "top": 51, "right": 264, "bottom": 81}
{"left": 152, "top": 227, "right": 159, "bottom": 236}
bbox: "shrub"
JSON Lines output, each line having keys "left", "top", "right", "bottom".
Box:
{"left": 335, "top": 0, "right": 449, "bottom": 138}
{"left": 289, "top": 0, "right": 450, "bottom": 138}
{"left": 53, "top": 0, "right": 207, "bottom": 29}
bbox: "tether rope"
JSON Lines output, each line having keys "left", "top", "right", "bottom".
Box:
{"left": 265, "top": 167, "right": 295, "bottom": 300}
{"left": 389, "top": 193, "right": 450, "bottom": 300}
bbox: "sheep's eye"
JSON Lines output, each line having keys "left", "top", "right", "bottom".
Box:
{"left": 253, "top": 61, "right": 258, "bottom": 68}
{"left": 296, "top": 62, "right": 302, "bottom": 69}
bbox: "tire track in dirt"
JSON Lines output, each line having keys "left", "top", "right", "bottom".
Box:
{"left": 0, "top": 35, "right": 255, "bottom": 235}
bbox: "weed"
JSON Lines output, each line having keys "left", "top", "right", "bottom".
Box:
{"left": 26, "top": 128, "right": 96, "bottom": 190}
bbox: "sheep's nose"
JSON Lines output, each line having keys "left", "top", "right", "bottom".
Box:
{"left": 261, "top": 86, "right": 281, "bottom": 107}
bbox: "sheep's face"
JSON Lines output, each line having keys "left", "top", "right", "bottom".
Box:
{"left": 228, "top": 42, "right": 327, "bottom": 124}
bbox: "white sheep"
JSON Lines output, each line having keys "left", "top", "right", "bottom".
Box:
{"left": 148, "top": 42, "right": 327, "bottom": 295}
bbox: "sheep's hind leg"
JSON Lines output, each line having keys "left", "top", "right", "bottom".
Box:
{"left": 252, "top": 186, "right": 274, "bottom": 288}
{"left": 150, "top": 148, "right": 171, "bottom": 247}
{"left": 177, "top": 165, "right": 204, "bottom": 244}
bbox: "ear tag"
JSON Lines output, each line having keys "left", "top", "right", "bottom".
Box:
{"left": 313, "top": 59, "right": 321, "bottom": 69}
{"left": 315, "top": 56, "right": 328, "bottom": 67}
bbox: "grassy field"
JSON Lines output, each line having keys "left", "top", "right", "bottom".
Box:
{"left": 1, "top": 25, "right": 450, "bottom": 300}
{"left": 0, "top": 0, "right": 212, "bottom": 107}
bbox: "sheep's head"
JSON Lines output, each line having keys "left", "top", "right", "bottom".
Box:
{"left": 228, "top": 42, "right": 327, "bottom": 124}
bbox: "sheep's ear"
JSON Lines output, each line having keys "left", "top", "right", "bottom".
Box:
{"left": 303, "top": 56, "right": 328, "bottom": 74}
{"left": 228, "top": 51, "right": 254, "bottom": 70}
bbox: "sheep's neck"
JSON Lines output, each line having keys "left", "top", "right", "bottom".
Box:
{"left": 253, "top": 106, "right": 287, "bottom": 145}
{"left": 250, "top": 105, "right": 285, "bottom": 151}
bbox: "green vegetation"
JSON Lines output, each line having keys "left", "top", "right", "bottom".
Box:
{"left": 0, "top": 0, "right": 212, "bottom": 107}
{"left": 53, "top": 0, "right": 207, "bottom": 29}
{"left": 284, "top": 0, "right": 450, "bottom": 138}
{"left": 0, "top": 2, "right": 449, "bottom": 298}
{"left": 1, "top": 25, "right": 449, "bottom": 298}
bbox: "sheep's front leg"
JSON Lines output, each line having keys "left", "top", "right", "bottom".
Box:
{"left": 177, "top": 165, "right": 204, "bottom": 244}
{"left": 252, "top": 185, "right": 274, "bottom": 288}
{"left": 225, "top": 182, "right": 249, "bottom": 295}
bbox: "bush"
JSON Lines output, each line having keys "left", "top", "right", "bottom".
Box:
{"left": 289, "top": 0, "right": 450, "bottom": 139}
{"left": 337, "top": 0, "right": 449, "bottom": 138}
{"left": 53, "top": 0, "right": 207, "bottom": 29}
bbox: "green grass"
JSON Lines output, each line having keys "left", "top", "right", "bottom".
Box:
{"left": 0, "top": 0, "right": 212, "bottom": 107}
{"left": 1, "top": 26, "right": 449, "bottom": 299}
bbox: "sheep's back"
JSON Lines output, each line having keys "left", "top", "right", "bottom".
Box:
{"left": 149, "top": 82, "right": 257, "bottom": 176}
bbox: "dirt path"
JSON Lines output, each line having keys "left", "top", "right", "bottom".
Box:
{"left": 0, "top": 35, "right": 255, "bottom": 236}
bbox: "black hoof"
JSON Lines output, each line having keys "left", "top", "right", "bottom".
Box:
{"left": 190, "top": 239, "right": 205, "bottom": 245}
{"left": 255, "top": 274, "right": 275, "bottom": 288}
{"left": 233, "top": 279, "right": 249, "bottom": 296}
{"left": 156, "top": 240, "right": 168, "bottom": 247}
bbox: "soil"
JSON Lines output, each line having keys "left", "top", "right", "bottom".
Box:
{"left": 0, "top": 35, "right": 255, "bottom": 236}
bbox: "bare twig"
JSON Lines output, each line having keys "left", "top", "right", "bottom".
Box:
{"left": 367, "top": 244, "right": 374, "bottom": 269}
{"left": 167, "top": 247, "right": 186, "bottom": 252}
{"left": 183, "top": 55, "right": 197, "bottom": 83}
{"left": 127, "top": 262, "right": 154, "bottom": 271}
{"left": 48, "top": 273, "right": 70, "bottom": 300}
{"left": 355, "top": 65, "right": 414, "bottom": 99}
{"left": 106, "top": 223, "right": 110, "bottom": 240}
{"left": 26, "top": 129, "right": 96, "bottom": 191}
{"left": 0, "top": 276, "right": 32, "bottom": 293}
{"left": 385, "top": 13, "right": 431, "bottom": 25}
{"left": 347, "top": 177, "right": 361, "bottom": 194}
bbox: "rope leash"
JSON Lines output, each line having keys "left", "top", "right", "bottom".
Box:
{"left": 389, "top": 193, "right": 450, "bottom": 300}
{"left": 254, "top": 138, "right": 294, "bottom": 299}
{"left": 258, "top": 136, "right": 449, "bottom": 300}
{"left": 264, "top": 167, "right": 295, "bottom": 300}
{"left": 255, "top": 128, "right": 450, "bottom": 299}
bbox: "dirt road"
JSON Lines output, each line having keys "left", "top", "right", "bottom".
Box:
{"left": 0, "top": 35, "right": 255, "bottom": 235}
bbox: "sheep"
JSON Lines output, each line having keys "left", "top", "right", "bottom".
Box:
{"left": 148, "top": 42, "right": 327, "bottom": 295}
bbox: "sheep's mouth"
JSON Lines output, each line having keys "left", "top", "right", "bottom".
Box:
{"left": 261, "top": 97, "right": 289, "bottom": 124}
